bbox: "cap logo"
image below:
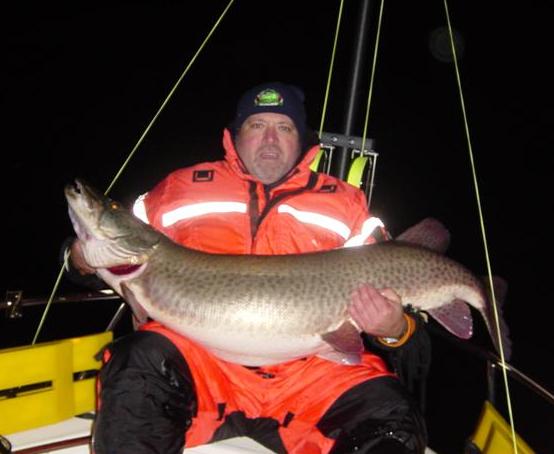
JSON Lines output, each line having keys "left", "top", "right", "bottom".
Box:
{"left": 255, "top": 89, "right": 283, "bottom": 107}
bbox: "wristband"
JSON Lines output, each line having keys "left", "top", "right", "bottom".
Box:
{"left": 376, "top": 313, "right": 416, "bottom": 348}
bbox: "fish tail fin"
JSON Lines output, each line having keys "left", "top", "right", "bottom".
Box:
{"left": 482, "top": 275, "right": 512, "bottom": 361}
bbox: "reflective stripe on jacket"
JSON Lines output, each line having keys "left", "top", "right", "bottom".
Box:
{"left": 134, "top": 129, "right": 386, "bottom": 255}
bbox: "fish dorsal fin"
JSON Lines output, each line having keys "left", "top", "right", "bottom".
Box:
{"left": 320, "top": 321, "right": 363, "bottom": 365}
{"left": 427, "top": 299, "right": 473, "bottom": 339}
{"left": 396, "top": 217, "right": 451, "bottom": 253}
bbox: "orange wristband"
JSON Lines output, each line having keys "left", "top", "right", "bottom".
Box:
{"left": 376, "top": 313, "right": 416, "bottom": 348}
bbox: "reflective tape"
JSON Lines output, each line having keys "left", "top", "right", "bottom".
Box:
{"left": 132, "top": 194, "right": 149, "bottom": 224}
{"left": 161, "top": 201, "right": 248, "bottom": 227}
{"left": 343, "top": 217, "right": 385, "bottom": 247}
{"left": 133, "top": 196, "right": 383, "bottom": 247}
{"left": 277, "top": 204, "right": 351, "bottom": 239}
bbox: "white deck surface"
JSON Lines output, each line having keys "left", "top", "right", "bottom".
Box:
{"left": 7, "top": 416, "right": 437, "bottom": 453}
{"left": 7, "top": 417, "right": 270, "bottom": 453}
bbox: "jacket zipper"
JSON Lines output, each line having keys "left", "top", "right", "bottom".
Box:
{"left": 249, "top": 172, "right": 319, "bottom": 250}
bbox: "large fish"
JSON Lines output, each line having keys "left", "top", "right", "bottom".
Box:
{"left": 65, "top": 179, "right": 507, "bottom": 366}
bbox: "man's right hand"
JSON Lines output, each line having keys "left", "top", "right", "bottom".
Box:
{"left": 69, "top": 239, "right": 96, "bottom": 275}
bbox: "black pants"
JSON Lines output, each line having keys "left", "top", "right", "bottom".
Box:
{"left": 93, "top": 331, "right": 427, "bottom": 454}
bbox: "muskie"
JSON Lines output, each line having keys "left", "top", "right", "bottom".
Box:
{"left": 65, "top": 179, "right": 506, "bottom": 366}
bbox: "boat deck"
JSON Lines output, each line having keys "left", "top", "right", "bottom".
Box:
{"left": 6, "top": 415, "right": 438, "bottom": 453}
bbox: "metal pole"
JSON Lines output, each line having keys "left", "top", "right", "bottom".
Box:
{"left": 331, "top": 0, "right": 374, "bottom": 180}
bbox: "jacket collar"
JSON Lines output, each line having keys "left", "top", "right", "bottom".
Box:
{"left": 221, "top": 128, "right": 321, "bottom": 188}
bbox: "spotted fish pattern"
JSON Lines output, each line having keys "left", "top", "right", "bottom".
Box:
{"left": 65, "top": 179, "right": 502, "bottom": 366}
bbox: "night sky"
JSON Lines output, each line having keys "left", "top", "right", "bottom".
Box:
{"left": 3, "top": 1, "right": 553, "bottom": 451}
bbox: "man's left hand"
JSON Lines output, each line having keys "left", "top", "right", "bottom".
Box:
{"left": 348, "top": 284, "right": 406, "bottom": 338}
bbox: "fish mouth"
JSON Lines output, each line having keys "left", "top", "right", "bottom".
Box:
{"left": 65, "top": 179, "right": 104, "bottom": 242}
{"left": 65, "top": 179, "right": 103, "bottom": 208}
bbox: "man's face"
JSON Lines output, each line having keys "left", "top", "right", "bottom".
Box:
{"left": 235, "top": 113, "right": 302, "bottom": 185}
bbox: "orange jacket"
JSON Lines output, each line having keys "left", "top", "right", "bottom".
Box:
{"left": 134, "top": 129, "right": 386, "bottom": 254}
{"left": 128, "top": 131, "right": 395, "bottom": 452}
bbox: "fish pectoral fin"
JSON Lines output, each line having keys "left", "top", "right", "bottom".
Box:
{"left": 121, "top": 282, "right": 149, "bottom": 326}
{"left": 320, "top": 321, "right": 364, "bottom": 365}
{"left": 426, "top": 299, "right": 473, "bottom": 339}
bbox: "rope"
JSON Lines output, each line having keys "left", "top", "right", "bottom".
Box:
{"left": 318, "top": 0, "right": 345, "bottom": 137}
{"left": 31, "top": 260, "right": 67, "bottom": 344}
{"left": 31, "top": 0, "right": 236, "bottom": 345}
{"left": 442, "top": 1, "right": 519, "bottom": 451}
{"left": 105, "top": 0, "right": 236, "bottom": 196}
{"left": 360, "top": 0, "right": 384, "bottom": 151}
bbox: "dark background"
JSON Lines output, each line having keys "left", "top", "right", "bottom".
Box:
{"left": 2, "top": 1, "right": 553, "bottom": 452}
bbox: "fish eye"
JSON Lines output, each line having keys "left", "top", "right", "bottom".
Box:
{"left": 110, "top": 201, "right": 120, "bottom": 210}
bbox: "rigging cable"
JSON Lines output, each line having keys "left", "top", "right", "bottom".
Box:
{"left": 317, "top": 0, "right": 345, "bottom": 138}
{"left": 104, "top": 0, "right": 236, "bottom": 196}
{"left": 354, "top": 0, "right": 520, "bottom": 447}
{"left": 31, "top": 0, "right": 236, "bottom": 345}
{"left": 309, "top": 0, "right": 345, "bottom": 174}
{"left": 442, "top": 0, "right": 519, "bottom": 451}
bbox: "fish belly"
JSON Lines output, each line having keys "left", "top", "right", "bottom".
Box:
{"left": 160, "top": 315, "right": 329, "bottom": 366}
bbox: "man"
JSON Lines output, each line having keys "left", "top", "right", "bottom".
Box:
{"left": 68, "top": 82, "right": 427, "bottom": 453}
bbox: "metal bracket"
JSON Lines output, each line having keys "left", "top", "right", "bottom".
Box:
{"left": 3, "top": 290, "right": 23, "bottom": 319}
{"left": 0, "top": 434, "right": 12, "bottom": 454}
{"left": 318, "top": 132, "right": 378, "bottom": 208}
{"left": 320, "top": 132, "right": 375, "bottom": 154}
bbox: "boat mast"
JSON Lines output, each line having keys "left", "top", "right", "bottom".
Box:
{"left": 331, "top": 0, "right": 375, "bottom": 181}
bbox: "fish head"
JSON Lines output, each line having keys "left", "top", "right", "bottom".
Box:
{"left": 65, "top": 179, "right": 161, "bottom": 268}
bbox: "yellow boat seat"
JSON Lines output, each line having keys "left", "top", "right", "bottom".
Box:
{"left": 469, "top": 400, "right": 535, "bottom": 454}
{"left": 0, "top": 331, "right": 112, "bottom": 435}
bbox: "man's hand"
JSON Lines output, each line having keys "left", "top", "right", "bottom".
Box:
{"left": 348, "top": 284, "right": 407, "bottom": 338}
{"left": 69, "top": 239, "right": 96, "bottom": 275}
